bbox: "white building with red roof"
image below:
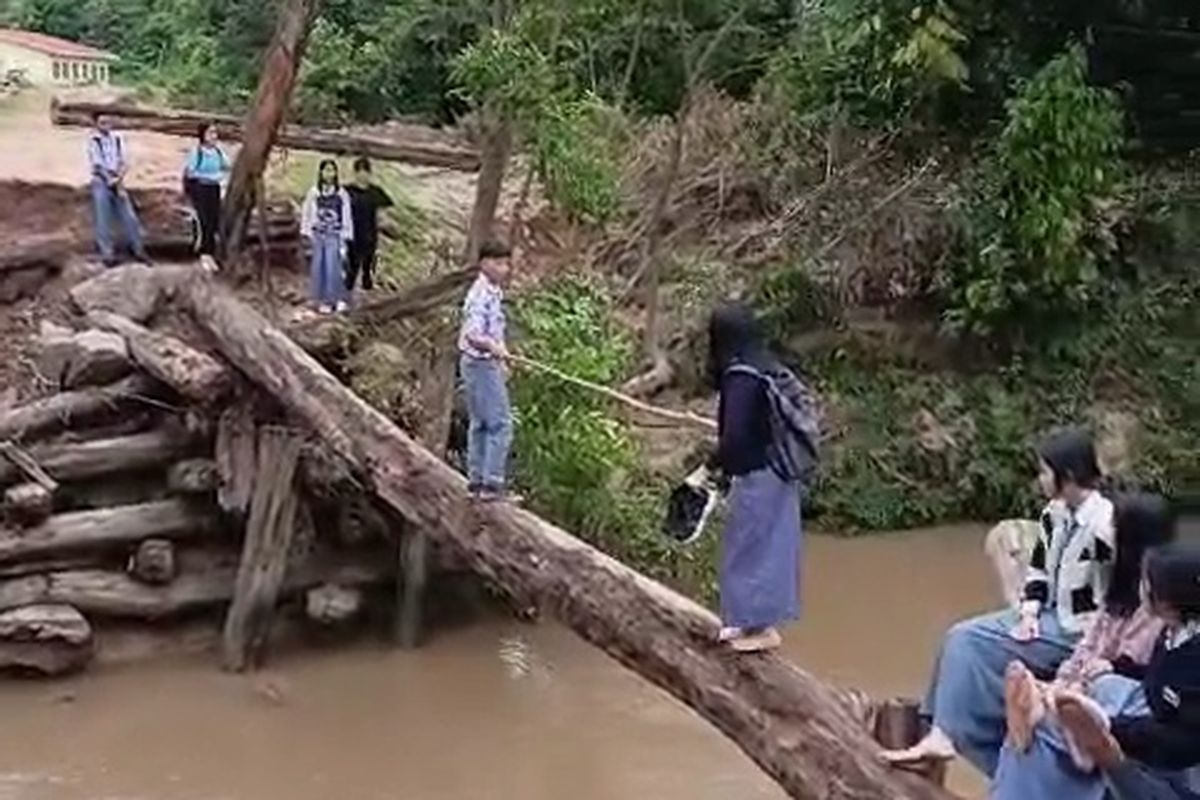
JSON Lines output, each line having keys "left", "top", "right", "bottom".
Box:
{"left": 0, "top": 28, "right": 117, "bottom": 87}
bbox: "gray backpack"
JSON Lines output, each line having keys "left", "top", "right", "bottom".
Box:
{"left": 726, "top": 363, "right": 822, "bottom": 486}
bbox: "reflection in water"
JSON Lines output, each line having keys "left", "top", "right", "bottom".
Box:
{"left": 0, "top": 525, "right": 997, "bottom": 800}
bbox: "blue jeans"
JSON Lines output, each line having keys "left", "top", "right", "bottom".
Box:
{"left": 461, "top": 356, "right": 513, "bottom": 490}
{"left": 310, "top": 232, "right": 344, "bottom": 306}
{"left": 923, "top": 609, "right": 1078, "bottom": 777}
{"left": 91, "top": 180, "right": 145, "bottom": 263}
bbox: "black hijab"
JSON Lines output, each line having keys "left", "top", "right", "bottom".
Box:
{"left": 707, "top": 304, "right": 771, "bottom": 389}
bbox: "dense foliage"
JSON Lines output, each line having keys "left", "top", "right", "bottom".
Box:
{"left": 944, "top": 47, "right": 1127, "bottom": 336}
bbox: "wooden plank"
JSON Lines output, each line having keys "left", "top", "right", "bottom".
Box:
{"left": 215, "top": 404, "right": 257, "bottom": 516}
{"left": 222, "top": 426, "right": 303, "bottom": 672}
{"left": 178, "top": 271, "right": 956, "bottom": 800}
{"left": 395, "top": 528, "right": 428, "bottom": 649}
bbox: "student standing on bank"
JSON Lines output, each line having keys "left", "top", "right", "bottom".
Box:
{"left": 345, "top": 157, "right": 394, "bottom": 293}
{"left": 458, "top": 241, "right": 516, "bottom": 502}
{"left": 182, "top": 121, "right": 230, "bottom": 273}
{"left": 300, "top": 159, "right": 354, "bottom": 314}
{"left": 88, "top": 113, "right": 150, "bottom": 268}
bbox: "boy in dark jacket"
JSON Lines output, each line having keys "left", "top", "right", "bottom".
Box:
{"left": 345, "top": 157, "right": 394, "bottom": 292}
{"left": 1056, "top": 542, "right": 1200, "bottom": 799}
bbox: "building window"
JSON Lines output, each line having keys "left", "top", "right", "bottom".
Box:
{"left": 52, "top": 62, "right": 60, "bottom": 80}
{"left": 71, "top": 62, "right": 79, "bottom": 81}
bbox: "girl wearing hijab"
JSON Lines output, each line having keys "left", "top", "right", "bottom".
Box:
{"left": 885, "top": 428, "right": 1116, "bottom": 777}
{"left": 708, "top": 305, "right": 805, "bottom": 654}
{"left": 300, "top": 159, "right": 354, "bottom": 314}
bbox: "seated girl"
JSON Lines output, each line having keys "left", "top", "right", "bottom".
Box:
{"left": 991, "top": 539, "right": 1200, "bottom": 800}
{"left": 1005, "top": 493, "right": 1177, "bottom": 756}
{"left": 884, "top": 428, "right": 1115, "bottom": 777}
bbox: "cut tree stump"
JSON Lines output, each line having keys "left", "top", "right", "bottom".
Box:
{"left": 0, "top": 604, "right": 93, "bottom": 675}
{"left": 0, "top": 375, "right": 159, "bottom": 443}
{"left": 0, "top": 500, "right": 216, "bottom": 566}
{"left": 88, "top": 311, "right": 232, "bottom": 404}
{"left": 177, "top": 271, "right": 956, "bottom": 800}
{"left": 168, "top": 459, "right": 220, "bottom": 495}
{"left": 215, "top": 404, "right": 257, "bottom": 516}
{"left": 129, "top": 539, "right": 177, "bottom": 586}
{"left": 0, "top": 430, "right": 197, "bottom": 487}
{"left": 222, "top": 427, "right": 303, "bottom": 672}
{"left": 2, "top": 483, "right": 53, "bottom": 528}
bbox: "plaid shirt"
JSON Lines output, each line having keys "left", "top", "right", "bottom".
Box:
{"left": 459, "top": 274, "right": 505, "bottom": 359}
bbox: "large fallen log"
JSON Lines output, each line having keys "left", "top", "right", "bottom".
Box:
{"left": 0, "top": 430, "right": 199, "bottom": 486}
{"left": 0, "top": 556, "right": 388, "bottom": 620}
{"left": 52, "top": 100, "right": 480, "bottom": 172}
{"left": 177, "top": 272, "right": 955, "bottom": 800}
{"left": 0, "top": 500, "right": 218, "bottom": 565}
{"left": 0, "top": 376, "right": 161, "bottom": 443}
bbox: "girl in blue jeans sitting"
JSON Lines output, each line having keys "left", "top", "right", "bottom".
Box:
{"left": 884, "top": 428, "right": 1116, "bottom": 777}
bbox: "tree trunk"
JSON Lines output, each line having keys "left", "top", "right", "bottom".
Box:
{"left": 219, "top": 0, "right": 321, "bottom": 262}
{"left": 52, "top": 100, "right": 479, "bottom": 171}
{"left": 465, "top": 107, "right": 514, "bottom": 264}
{"left": 87, "top": 312, "right": 232, "bottom": 405}
{"left": 0, "top": 430, "right": 200, "bottom": 487}
{"left": 176, "top": 273, "right": 955, "bottom": 800}
{"left": 0, "top": 500, "right": 217, "bottom": 566}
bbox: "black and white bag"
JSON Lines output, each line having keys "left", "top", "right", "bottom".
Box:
{"left": 663, "top": 465, "right": 720, "bottom": 546}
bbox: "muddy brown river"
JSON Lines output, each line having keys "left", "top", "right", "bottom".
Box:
{"left": 0, "top": 525, "right": 998, "bottom": 799}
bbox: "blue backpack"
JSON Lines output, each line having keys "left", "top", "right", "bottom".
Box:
{"left": 726, "top": 363, "right": 822, "bottom": 486}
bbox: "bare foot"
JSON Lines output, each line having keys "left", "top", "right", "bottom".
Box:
{"left": 881, "top": 726, "right": 956, "bottom": 766}
{"left": 1004, "top": 661, "right": 1043, "bottom": 752}
{"left": 729, "top": 627, "right": 782, "bottom": 653}
{"left": 1056, "top": 694, "right": 1122, "bottom": 772}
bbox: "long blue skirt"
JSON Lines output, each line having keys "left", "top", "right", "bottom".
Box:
{"left": 719, "top": 468, "right": 802, "bottom": 630}
{"left": 990, "top": 675, "right": 1197, "bottom": 800}
{"left": 922, "top": 609, "right": 1079, "bottom": 777}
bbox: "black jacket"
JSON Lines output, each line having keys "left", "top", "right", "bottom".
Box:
{"left": 1112, "top": 630, "right": 1200, "bottom": 771}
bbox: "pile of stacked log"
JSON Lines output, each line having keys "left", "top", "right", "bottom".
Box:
{"left": 0, "top": 268, "right": 412, "bottom": 676}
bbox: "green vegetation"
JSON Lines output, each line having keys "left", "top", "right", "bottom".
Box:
{"left": 2, "top": 0, "right": 1194, "bottom": 557}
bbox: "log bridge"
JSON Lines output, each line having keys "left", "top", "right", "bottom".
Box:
{"left": 0, "top": 264, "right": 957, "bottom": 799}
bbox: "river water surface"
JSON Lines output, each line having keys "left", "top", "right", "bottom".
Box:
{"left": 0, "top": 525, "right": 999, "bottom": 800}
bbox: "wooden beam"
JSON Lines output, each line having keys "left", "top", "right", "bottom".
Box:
{"left": 219, "top": 0, "right": 321, "bottom": 260}
{"left": 215, "top": 403, "right": 257, "bottom": 517}
{"left": 0, "top": 375, "right": 161, "bottom": 444}
{"left": 177, "top": 272, "right": 955, "bottom": 800}
{"left": 52, "top": 100, "right": 480, "bottom": 171}
{"left": 222, "top": 426, "right": 303, "bottom": 672}
{"left": 0, "top": 430, "right": 198, "bottom": 487}
{"left": 0, "top": 500, "right": 217, "bottom": 565}
{"left": 0, "top": 556, "right": 389, "bottom": 620}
